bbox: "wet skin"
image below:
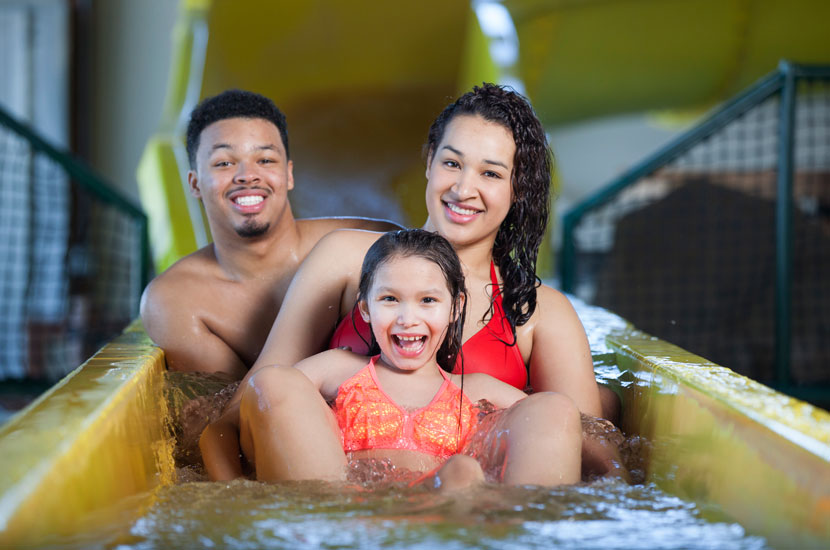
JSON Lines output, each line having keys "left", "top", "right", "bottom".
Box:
{"left": 140, "top": 116, "right": 400, "bottom": 378}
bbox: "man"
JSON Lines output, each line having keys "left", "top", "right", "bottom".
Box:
{"left": 140, "top": 90, "right": 399, "bottom": 377}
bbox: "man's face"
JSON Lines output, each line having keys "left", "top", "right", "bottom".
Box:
{"left": 188, "top": 117, "right": 294, "bottom": 240}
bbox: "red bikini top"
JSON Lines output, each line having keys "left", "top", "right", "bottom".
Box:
{"left": 329, "top": 262, "right": 528, "bottom": 389}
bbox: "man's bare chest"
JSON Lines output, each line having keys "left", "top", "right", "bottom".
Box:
{"left": 199, "top": 278, "right": 288, "bottom": 367}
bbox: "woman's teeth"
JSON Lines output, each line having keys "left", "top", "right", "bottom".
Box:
{"left": 235, "top": 195, "right": 264, "bottom": 206}
{"left": 446, "top": 202, "right": 478, "bottom": 216}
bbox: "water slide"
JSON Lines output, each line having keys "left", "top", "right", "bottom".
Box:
{"left": 136, "top": 0, "right": 499, "bottom": 273}
{"left": 2, "top": 0, "right": 830, "bottom": 547}
{"left": 1, "top": 308, "right": 828, "bottom": 546}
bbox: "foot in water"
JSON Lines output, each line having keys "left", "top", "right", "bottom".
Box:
{"left": 431, "top": 455, "right": 486, "bottom": 492}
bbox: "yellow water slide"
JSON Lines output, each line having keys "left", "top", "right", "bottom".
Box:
{"left": 1, "top": 317, "right": 828, "bottom": 546}
{"left": 137, "top": 0, "right": 498, "bottom": 273}
{"left": 136, "top": 0, "right": 830, "bottom": 274}
{"left": 2, "top": 0, "right": 830, "bottom": 546}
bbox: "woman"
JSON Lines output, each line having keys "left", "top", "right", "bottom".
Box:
{"left": 203, "top": 84, "right": 620, "bottom": 480}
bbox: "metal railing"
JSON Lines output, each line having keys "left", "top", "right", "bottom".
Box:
{"left": 560, "top": 61, "right": 830, "bottom": 403}
{"left": 0, "top": 105, "right": 150, "bottom": 381}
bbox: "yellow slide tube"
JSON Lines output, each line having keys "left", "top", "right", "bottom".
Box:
{"left": 0, "top": 314, "right": 827, "bottom": 546}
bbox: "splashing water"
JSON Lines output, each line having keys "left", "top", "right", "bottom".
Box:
{"left": 150, "top": 363, "right": 766, "bottom": 550}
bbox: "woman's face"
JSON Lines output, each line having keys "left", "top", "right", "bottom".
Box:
{"left": 423, "top": 115, "right": 515, "bottom": 249}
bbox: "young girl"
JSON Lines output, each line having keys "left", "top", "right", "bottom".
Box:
{"left": 201, "top": 229, "right": 582, "bottom": 486}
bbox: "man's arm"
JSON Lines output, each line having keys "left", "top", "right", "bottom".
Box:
{"left": 140, "top": 276, "right": 248, "bottom": 379}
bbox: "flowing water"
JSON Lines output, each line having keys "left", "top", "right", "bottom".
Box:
{"left": 102, "top": 477, "right": 767, "bottom": 550}
{"left": 65, "top": 299, "right": 769, "bottom": 549}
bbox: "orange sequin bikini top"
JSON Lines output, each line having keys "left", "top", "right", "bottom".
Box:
{"left": 332, "top": 356, "right": 479, "bottom": 459}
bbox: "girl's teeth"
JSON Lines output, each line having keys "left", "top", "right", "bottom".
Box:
{"left": 447, "top": 203, "right": 477, "bottom": 215}
{"left": 395, "top": 335, "right": 425, "bottom": 349}
{"left": 235, "top": 195, "right": 264, "bottom": 206}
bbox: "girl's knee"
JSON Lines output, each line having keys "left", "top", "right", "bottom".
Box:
{"left": 435, "top": 455, "right": 484, "bottom": 491}
{"left": 242, "top": 366, "right": 314, "bottom": 412}
{"left": 517, "top": 392, "right": 581, "bottom": 427}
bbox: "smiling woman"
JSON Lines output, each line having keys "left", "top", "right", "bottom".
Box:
{"left": 423, "top": 115, "right": 515, "bottom": 248}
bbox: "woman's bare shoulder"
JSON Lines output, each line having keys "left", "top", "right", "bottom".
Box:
{"left": 531, "top": 282, "right": 582, "bottom": 323}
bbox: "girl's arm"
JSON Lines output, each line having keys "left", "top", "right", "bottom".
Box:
{"left": 463, "top": 373, "right": 528, "bottom": 409}
{"left": 526, "top": 285, "right": 602, "bottom": 417}
{"left": 293, "top": 348, "right": 366, "bottom": 402}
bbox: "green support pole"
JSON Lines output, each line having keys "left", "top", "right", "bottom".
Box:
{"left": 775, "top": 60, "right": 796, "bottom": 388}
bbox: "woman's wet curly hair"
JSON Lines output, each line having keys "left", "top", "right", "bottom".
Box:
{"left": 425, "top": 83, "right": 552, "bottom": 337}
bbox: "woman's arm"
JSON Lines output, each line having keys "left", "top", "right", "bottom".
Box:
{"left": 526, "top": 285, "right": 602, "bottom": 417}
{"left": 257, "top": 230, "right": 378, "bottom": 369}
{"left": 525, "top": 287, "right": 629, "bottom": 479}
{"left": 226, "top": 230, "right": 378, "bottom": 410}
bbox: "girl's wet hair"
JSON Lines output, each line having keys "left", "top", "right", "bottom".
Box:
{"left": 426, "top": 83, "right": 551, "bottom": 338}
{"left": 357, "top": 229, "right": 467, "bottom": 372}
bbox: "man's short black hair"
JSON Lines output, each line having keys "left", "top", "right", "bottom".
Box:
{"left": 185, "top": 89, "right": 290, "bottom": 168}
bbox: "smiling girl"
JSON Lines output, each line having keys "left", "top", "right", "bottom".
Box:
{"left": 204, "top": 229, "right": 582, "bottom": 487}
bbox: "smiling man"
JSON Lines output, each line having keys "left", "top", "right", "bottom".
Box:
{"left": 140, "top": 90, "right": 400, "bottom": 378}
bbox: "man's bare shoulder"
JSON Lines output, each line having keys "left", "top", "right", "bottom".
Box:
{"left": 140, "top": 246, "right": 220, "bottom": 320}
{"left": 296, "top": 216, "right": 402, "bottom": 243}
{"left": 145, "top": 246, "right": 220, "bottom": 293}
{"left": 311, "top": 227, "right": 387, "bottom": 256}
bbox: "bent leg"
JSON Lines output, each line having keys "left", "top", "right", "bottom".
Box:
{"left": 581, "top": 414, "right": 630, "bottom": 481}
{"left": 479, "top": 392, "right": 582, "bottom": 486}
{"left": 239, "top": 366, "right": 346, "bottom": 482}
{"left": 598, "top": 384, "right": 621, "bottom": 425}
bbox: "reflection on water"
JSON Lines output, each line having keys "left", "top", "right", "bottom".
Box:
{"left": 139, "top": 304, "right": 769, "bottom": 550}
{"left": 112, "top": 478, "right": 767, "bottom": 550}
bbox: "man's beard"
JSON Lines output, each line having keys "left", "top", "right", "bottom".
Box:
{"left": 235, "top": 219, "right": 270, "bottom": 238}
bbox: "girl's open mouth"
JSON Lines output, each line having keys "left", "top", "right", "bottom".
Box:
{"left": 392, "top": 334, "right": 427, "bottom": 355}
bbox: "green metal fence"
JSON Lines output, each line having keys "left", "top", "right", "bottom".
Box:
{"left": 0, "top": 106, "right": 150, "bottom": 382}
{"left": 560, "top": 61, "right": 830, "bottom": 405}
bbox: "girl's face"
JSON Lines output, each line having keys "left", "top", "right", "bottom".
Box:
{"left": 423, "top": 115, "right": 515, "bottom": 249}
{"left": 359, "top": 254, "right": 456, "bottom": 372}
